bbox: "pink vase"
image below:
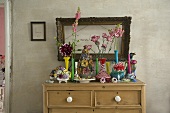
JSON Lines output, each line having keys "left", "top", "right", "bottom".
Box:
{"left": 95, "top": 58, "right": 111, "bottom": 82}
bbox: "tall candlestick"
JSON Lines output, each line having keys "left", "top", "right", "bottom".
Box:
{"left": 75, "top": 62, "right": 78, "bottom": 74}
{"left": 114, "top": 50, "right": 118, "bottom": 64}
{"left": 96, "top": 58, "right": 99, "bottom": 75}
{"left": 128, "top": 54, "right": 131, "bottom": 74}
{"left": 106, "top": 62, "right": 110, "bottom": 74}
{"left": 71, "top": 58, "right": 74, "bottom": 81}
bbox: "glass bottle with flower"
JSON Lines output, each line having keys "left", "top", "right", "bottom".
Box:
{"left": 90, "top": 23, "right": 124, "bottom": 58}
{"left": 71, "top": 7, "right": 81, "bottom": 58}
{"left": 55, "top": 7, "right": 81, "bottom": 81}
{"left": 90, "top": 24, "right": 124, "bottom": 82}
{"left": 90, "top": 24, "right": 124, "bottom": 70}
{"left": 59, "top": 43, "right": 73, "bottom": 71}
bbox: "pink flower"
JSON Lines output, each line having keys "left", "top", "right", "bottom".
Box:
{"left": 106, "top": 36, "right": 112, "bottom": 42}
{"left": 111, "top": 27, "right": 124, "bottom": 38}
{"left": 102, "top": 33, "right": 112, "bottom": 41}
{"left": 75, "top": 7, "right": 81, "bottom": 20}
{"left": 90, "top": 24, "right": 124, "bottom": 56}
{"left": 91, "top": 35, "right": 100, "bottom": 42}
{"left": 109, "top": 30, "right": 115, "bottom": 37}
{"left": 72, "top": 23, "right": 77, "bottom": 32}
{"left": 95, "top": 40, "right": 100, "bottom": 46}
{"left": 75, "top": 12, "right": 81, "bottom": 20}
{"left": 118, "top": 28, "right": 124, "bottom": 37}
{"left": 102, "top": 33, "right": 108, "bottom": 38}
{"left": 84, "top": 45, "right": 92, "bottom": 50}
{"left": 101, "top": 44, "right": 107, "bottom": 49}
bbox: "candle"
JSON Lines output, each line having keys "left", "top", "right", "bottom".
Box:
{"left": 96, "top": 58, "right": 99, "bottom": 75}
{"left": 114, "top": 50, "right": 118, "bottom": 64}
{"left": 71, "top": 58, "right": 74, "bottom": 81}
{"left": 128, "top": 54, "right": 131, "bottom": 74}
{"left": 75, "top": 62, "right": 78, "bottom": 74}
{"left": 106, "top": 62, "right": 110, "bottom": 74}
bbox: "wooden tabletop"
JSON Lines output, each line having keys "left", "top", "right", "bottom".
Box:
{"left": 43, "top": 79, "right": 146, "bottom": 87}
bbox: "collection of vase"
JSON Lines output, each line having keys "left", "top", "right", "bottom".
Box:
{"left": 63, "top": 50, "right": 135, "bottom": 82}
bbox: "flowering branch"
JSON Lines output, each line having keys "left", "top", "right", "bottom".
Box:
{"left": 108, "top": 24, "right": 124, "bottom": 52}
{"left": 54, "top": 7, "right": 81, "bottom": 58}
{"left": 71, "top": 7, "right": 81, "bottom": 58}
{"left": 90, "top": 24, "right": 124, "bottom": 58}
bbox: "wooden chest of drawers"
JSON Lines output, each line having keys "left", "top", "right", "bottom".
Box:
{"left": 42, "top": 79, "right": 146, "bottom": 113}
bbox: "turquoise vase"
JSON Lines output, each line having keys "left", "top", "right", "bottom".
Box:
{"left": 114, "top": 50, "right": 118, "bottom": 64}
{"left": 110, "top": 70, "right": 125, "bottom": 81}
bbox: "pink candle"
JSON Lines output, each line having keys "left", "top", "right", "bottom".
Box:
{"left": 128, "top": 54, "right": 131, "bottom": 74}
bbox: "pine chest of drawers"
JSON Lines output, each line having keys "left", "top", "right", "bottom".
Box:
{"left": 42, "top": 79, "right": 146, "bottom": 113}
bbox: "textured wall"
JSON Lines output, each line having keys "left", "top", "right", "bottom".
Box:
{"left": 0, "top": 7, "right": 5, "bottom": 55}
{"left": 11, "top": 0, "right": 170, "bottom": 113}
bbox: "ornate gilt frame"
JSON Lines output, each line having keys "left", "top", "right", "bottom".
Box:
{"left": 56, "top": 17, "right": 131, "bottom": 61}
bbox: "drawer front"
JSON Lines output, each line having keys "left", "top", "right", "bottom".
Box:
{"left": 50, "top": 108, "right": 94, "bottom": 113}
{"left": 94, "top": 108, "right": 141, "bottom": 113}
{"left": 50, "top": 108, "right": 141, "bottom": 113}
{"left": 47, "top": 91, "right": 92, "bottom": 107}
{"left": 95, "top": 90, "right": 141, "bottom": 106}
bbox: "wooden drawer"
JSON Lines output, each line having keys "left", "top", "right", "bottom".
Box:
{"left": 95, "top": 90, "right": 141, "bottom": 106}
{"left": 50, "top": 108, "right": 94, "bottom": 113}
{"left": 94, "top": 108, "right": 141, "bottom": 113}
{"left": 47, "top": 91, "right": 92, "bottom": 107}
{"left": 50, "top": 108, "right": 141, "bottom": 113}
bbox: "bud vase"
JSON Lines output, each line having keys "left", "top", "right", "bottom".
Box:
{"left": 63, "top": 56, "right": 70, "bottom": 71}
{"left": 114, "top": 50, "right": 119, "bottom": 64}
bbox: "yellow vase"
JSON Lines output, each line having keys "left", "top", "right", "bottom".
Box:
{"left": 106, "top": 62, "right": 111, "bottom": 74}
{"left": 63, "top": 56, "right": 70, "bottom": 71}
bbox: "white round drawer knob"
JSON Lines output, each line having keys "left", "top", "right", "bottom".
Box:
{"left": 67, "top": 96, "right": 73, "bottom": 103}
{"left": 115, "top": 96, "right": 121, "bottom": 102}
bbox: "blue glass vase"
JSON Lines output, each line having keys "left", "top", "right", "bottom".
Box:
{"left": 110, "top": 70, "right": 125, "bottom": 81}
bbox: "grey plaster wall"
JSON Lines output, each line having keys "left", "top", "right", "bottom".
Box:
{"left": 11, "top": 0, "right": 170, "bottom": 113}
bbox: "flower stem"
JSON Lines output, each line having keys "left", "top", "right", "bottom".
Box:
{"left": 90, "top": 48, "right": 95, "bottom": 53}
{"left": 108, "top": 37, "right": 115, "bottom": 53}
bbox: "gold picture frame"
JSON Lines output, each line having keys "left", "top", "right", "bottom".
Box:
{"left": 56, "top": 17, "right": 131, "bottom": 61}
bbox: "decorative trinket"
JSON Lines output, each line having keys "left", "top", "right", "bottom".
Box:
{"left": 49, "top": 66, "right": 70, "bottom": 83}
{"left": 100, "top": 77, "right": 106, "bottom": 83}
{"left": 112, "top": 77, "right": 118, "bottom": 83}
{"left": 77, "top": 45, "right": 95, "bottom": 79}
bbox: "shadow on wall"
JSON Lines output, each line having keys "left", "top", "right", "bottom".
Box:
{"left": 0, "top": 6, "right": 5, "bottom": 55}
